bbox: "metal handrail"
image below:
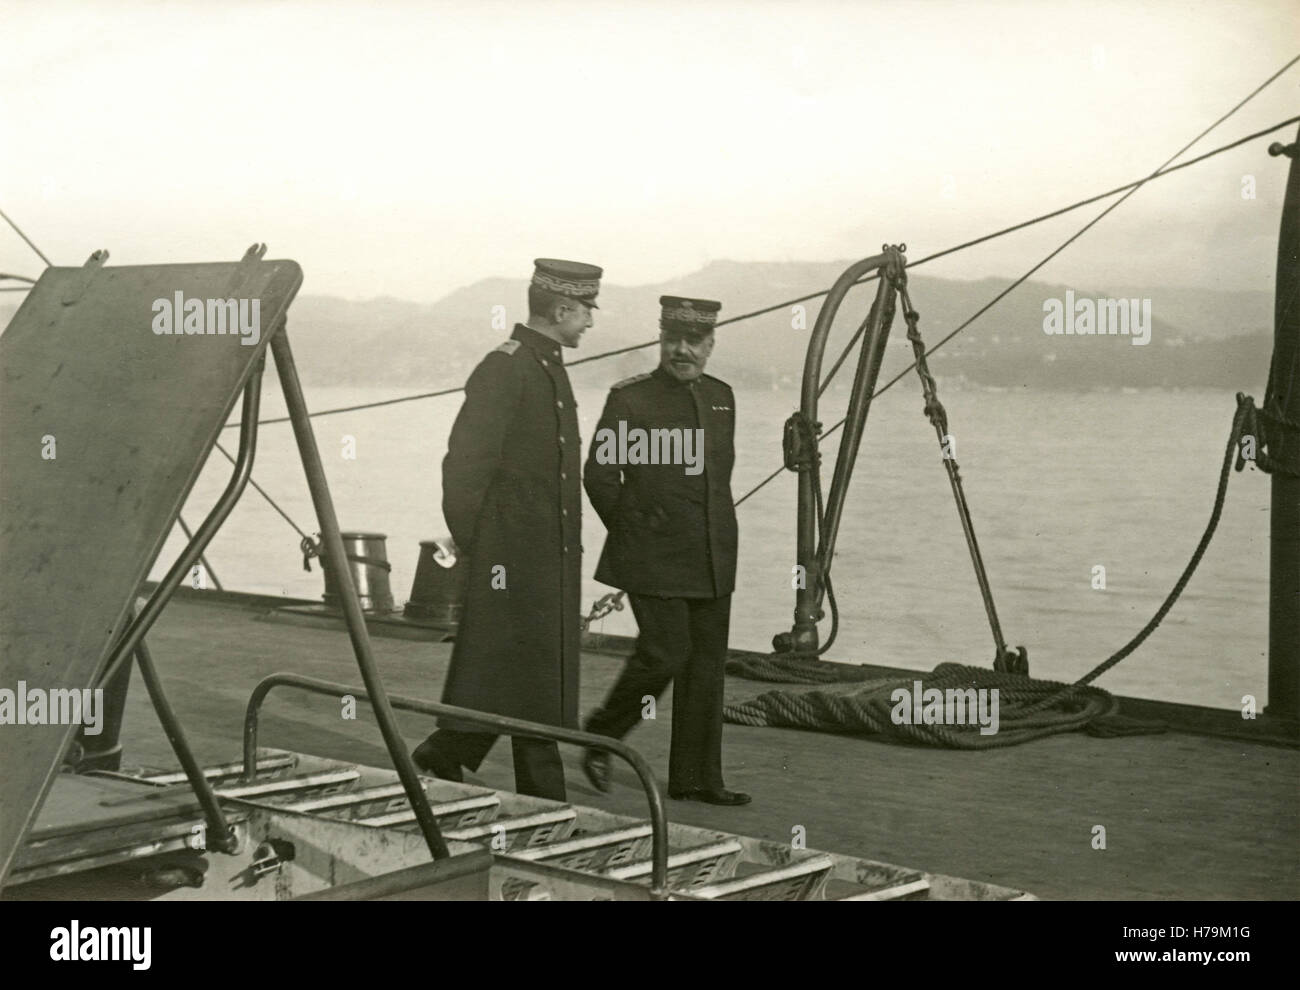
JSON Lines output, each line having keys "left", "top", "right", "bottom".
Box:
{"left": 270, "top": 327, "right": 450, "bottom": 862}
{"left": 97, "top": 360, "right": 265, "bottom": 689}
{"left": 242, "top": 671, "right": 672, "bottom": 898}
{"left": 92, "top": 360, "right": 269, "bottom": 853}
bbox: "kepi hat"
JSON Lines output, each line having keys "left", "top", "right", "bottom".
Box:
{"left": 659, "top": 295, "right": 722, "bottom": 339}
{"left": 532, "top": 258, "right": 603, "bottom": 309}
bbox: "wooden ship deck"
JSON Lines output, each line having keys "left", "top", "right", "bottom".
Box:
{"left": 61, "top": 590, "right": 1299, "bottom": 901}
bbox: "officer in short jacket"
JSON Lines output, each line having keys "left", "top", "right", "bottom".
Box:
{"left": 582, "top": 296, "right": 749, "bottom": 806}
{"left": 412, "top": 258, "right": 600, "bottom": 801}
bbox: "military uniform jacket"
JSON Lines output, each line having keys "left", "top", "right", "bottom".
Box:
{"left": 440, "top": 324, "right": 582, "bottom": 729}
{"left": 585, "top": 366, "right": 737, "bottom": 599}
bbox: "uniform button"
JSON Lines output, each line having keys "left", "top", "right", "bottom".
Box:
{"left": 562, "top": 545, "right": 568, "bottom": 553}
{"left": 541, "top": 358, "right": 548, "bottom": 366}
{"left": 558, "top": 436, "right": 566, "bottom": 445}
{"left": 556, "top": 400, "right": 564, "bottom": 409}
{"left": 561, "top": 471, "right": 568, "bottom": 480}
{"left": 562, "top": 508, "right": 568, "bottom": 516}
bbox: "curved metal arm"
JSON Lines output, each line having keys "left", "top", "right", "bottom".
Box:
{"left": 91, "top": 360, "right": 267, "bottom": 854}
{"left": 97, "top": 359, "right": 264, "bottom": 688}
{"left": 781, "top": 247, "right": 904, "bottom": 654}
{"left": 243, "top": 672, "right": 672, "bottom": 899}
{"left": 798, "top": 250, "right": 898, "bottom": 420}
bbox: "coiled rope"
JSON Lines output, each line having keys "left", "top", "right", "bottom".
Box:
{"left": 723, "top": 393, "right": 1281, "bottom": 744}
{"left": 722, "top": 662, "right": 1118, "bottom": 749}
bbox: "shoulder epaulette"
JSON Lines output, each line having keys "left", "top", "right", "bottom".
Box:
{"left": 611, "top": 372, "right": 652, "bottom": 390}
{"left": 494, "top": 339, "right": 522, "bottom": 355}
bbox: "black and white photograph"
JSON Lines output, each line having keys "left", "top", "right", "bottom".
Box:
{"left": 0, "top": 0, "right": 1296, "bottom": 958}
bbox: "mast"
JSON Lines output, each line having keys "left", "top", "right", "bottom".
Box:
{"left": 1267, "top": 125, "right": 1300, "bottom": 719}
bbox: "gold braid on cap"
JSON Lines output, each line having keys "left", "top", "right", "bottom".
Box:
{"left": 661, "top": 304, "right": 717, "bottom": 326}
{"left": 532, "top": 270, "right": 600, "bottom": 297}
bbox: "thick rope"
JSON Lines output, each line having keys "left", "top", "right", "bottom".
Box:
{"left": 1022, "top": 393, "right": 1262, "bottom": 714}
{"left": 723, "top": 662, "right": 1117, "bottom": 749}
{"left": 725, "top": 395, "right": 1269, "bottom": 743}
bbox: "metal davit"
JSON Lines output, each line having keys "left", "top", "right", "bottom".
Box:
{"left": 773, "top": 244, "right": 1027, "bottom": 673}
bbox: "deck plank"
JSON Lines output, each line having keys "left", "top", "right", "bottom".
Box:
{"left": 103, "top": 597, "right": 1300, "bottom": 900}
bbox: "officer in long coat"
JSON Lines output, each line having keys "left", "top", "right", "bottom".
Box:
{"left": 581, "top": 296, "right": 749, "bottom": 806}
{"left": 412, "top": 258, "right": 600, "bottom": 800}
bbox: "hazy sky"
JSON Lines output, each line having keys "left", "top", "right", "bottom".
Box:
{"left": 3, "top": 0, "right": 1297, "bottom": 302}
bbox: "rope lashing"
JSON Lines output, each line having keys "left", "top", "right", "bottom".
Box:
{"left": 301, "top": 536, "right": 321, "bottom": 572}
{"left": 1238, "top": 399, "right": 1300, "bottom": 478}
{"left": 782, "top": 411, "right": 822, "bottom": 472}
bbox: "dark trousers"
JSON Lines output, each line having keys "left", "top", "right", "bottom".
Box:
{"left": 423, "top": 728, "right": 566, "bottom": 801}
{"left": 585, "top": 593, "right": 732, "bottom": 792}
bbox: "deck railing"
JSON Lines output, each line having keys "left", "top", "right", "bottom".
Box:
{"left": 242, "top": 671, "right": 671, "bottom": 897}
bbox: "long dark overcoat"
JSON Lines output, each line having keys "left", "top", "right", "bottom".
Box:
{"left": 439, "top": 323, "right": 582, "bottom": 729}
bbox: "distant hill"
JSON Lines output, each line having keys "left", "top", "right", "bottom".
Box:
{"left": 0, "top": 262, "right": 1276, "bottom": 390}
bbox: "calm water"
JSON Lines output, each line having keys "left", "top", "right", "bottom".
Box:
{"left": 155, "top": 378, "right": 1271, "bottom": 709}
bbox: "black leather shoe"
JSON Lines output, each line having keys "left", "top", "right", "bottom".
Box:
{"left": 411, "top": 739, "right": 463, "bottom": 783}
{"left": 582, "top": 750, "right": 611, "bottom": 793}
{"left": 668, "top": 787, "right": 752, "bottom": 806}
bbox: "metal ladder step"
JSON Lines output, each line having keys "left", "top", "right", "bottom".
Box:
{"left": 690, "top": 854, "right": 835, "bottom": 901}
{"left": 824, "top": 874, "right": 931, "bottom": 901}
{"left": 508, "top": 823, "right": 654, "bottom": 872}
{"left": 140, "top": 753, "right": 298, "bottom": 786}
{"left": 280, "top": 781, "right": 415, "bottom": 814}
{"left": 603, "top": 838, "right": 744, "bottom": 890}
{"left": 215, "top": 767, "right": 360, "bottom": 800}
{"left": 442, "top": 808, "right": 577, "bottom": 852}
{"left": 278, "top": 781, "right": 500, "bottom": 831}
{"left": 354, "top": 792, "right": 500, "bottom": 830}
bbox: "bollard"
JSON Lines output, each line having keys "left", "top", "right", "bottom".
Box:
{"left": 403, "top": 538, "right": 465, "bottom": 630}
{"left": 321, "top": 532, "right": 395, "bottom": 614}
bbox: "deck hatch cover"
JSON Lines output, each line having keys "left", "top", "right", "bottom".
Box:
{"left": 0, "top": 257, "right": 303, "bottom": 884}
